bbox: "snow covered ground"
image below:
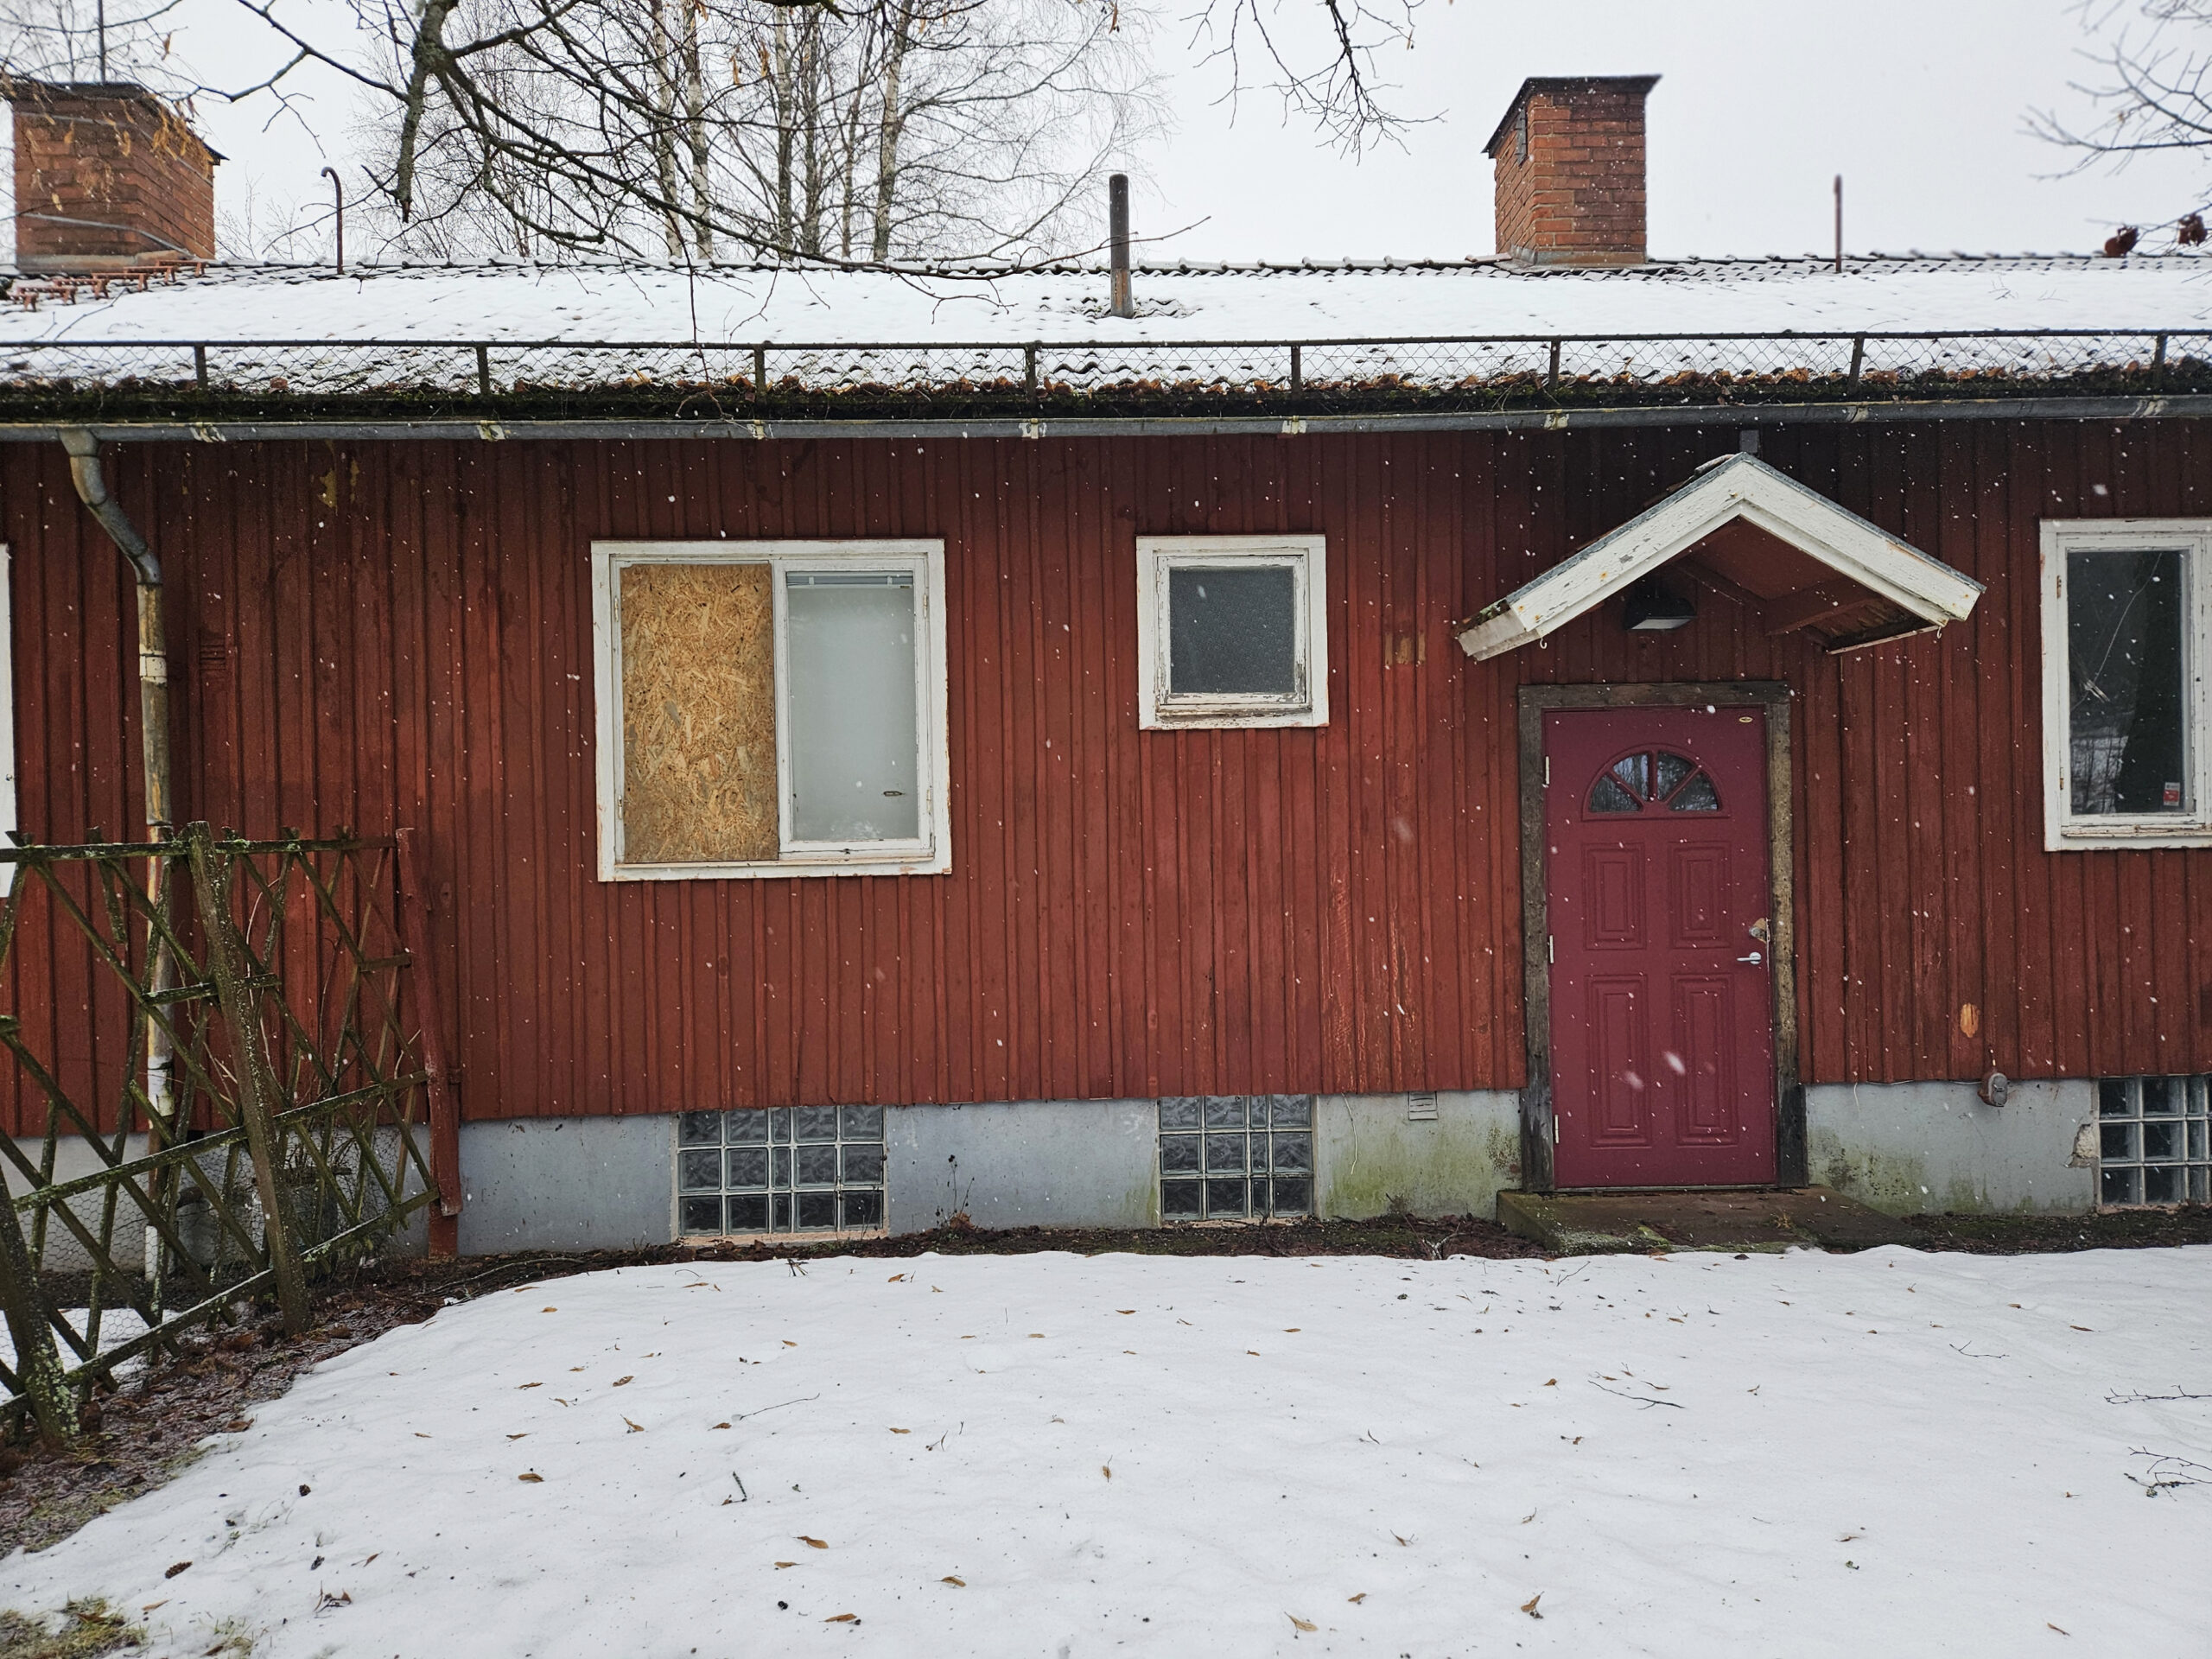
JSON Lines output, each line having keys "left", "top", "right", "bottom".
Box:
{"left": 4, "top": 1245, "right": 2209, "bottom": 1658}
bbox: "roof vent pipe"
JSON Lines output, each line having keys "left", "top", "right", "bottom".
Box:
{"left": 1109, "top": 173, "right": 1134, "bottom": 318}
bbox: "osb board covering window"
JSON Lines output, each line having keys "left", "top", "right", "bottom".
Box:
{"left": 619, "top": 562, "right": 777, "bottom": 863}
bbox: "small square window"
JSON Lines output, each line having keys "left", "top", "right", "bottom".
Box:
{"left": 2041, "top": 523, "right": 2212, "bottom": 848}
{"left": 2094, "top": 1076, "right": 2211, "bottom": 1210}
{"left": 1158, "top": 1096, "right": 1317, "bottom": 1221}
{"left": 677, "top": 1107, "right": 888, "bottom": 1236}
{"left": 1136, "top": 537, "right": 1328, "bottom": 728}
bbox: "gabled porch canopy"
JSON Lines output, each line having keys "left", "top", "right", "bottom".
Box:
{"left": 1454, "top": 452, "right": 1985, "bottom": 660}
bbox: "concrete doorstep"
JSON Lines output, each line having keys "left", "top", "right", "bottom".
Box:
{"left": 1496, "top": 1185, "right": 1929, "bottom": 1255}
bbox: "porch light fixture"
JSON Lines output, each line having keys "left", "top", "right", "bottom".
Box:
{"left": 1622, "top": 578, "right": 1695, "bottom": 632}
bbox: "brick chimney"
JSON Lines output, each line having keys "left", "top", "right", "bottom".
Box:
{"left": 1483, "top": 74, "right": 1657, "bottom": 266}
{"left": 10, "top": 80, "right": 219, "bottom": 271}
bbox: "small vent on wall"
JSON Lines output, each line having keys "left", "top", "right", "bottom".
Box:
{"left": 1407, "top": 1092, "right": 1439, "bottom": 1122}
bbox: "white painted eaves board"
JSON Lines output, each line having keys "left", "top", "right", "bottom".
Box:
{"left": 1454, "top": 454, "right": 1985, "bottom": 660}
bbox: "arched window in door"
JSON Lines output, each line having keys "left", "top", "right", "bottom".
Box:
{"left": 1586, "top": 749, "right": 1722, "bottom": 815}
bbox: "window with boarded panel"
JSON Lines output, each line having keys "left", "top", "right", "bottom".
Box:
{"left": 618, "top": 562, "right": 779, "bottom": 863}
{"left": 591, "top": 540, "right": 950, "bottom": 880}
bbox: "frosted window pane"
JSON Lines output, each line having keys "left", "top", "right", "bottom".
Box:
{"left": 2068, "top": 547, "right": 2187, "bottom": 815}
{"left": 786, "top": 574, "right": 920, "bottom": 842}
{"left": 1169, "top": 566, "right": 1297, "bottom": 696}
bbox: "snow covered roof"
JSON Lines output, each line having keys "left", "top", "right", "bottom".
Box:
{"left": 3, "top": 253, "right": 2210, "bottom": 418}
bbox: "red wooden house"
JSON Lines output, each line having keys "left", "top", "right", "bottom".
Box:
{"left": 3, "top": 75, "right": 2209, "bottom": 1254}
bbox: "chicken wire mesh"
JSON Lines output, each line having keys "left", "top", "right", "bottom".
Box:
{"left": 0, "top": 332, "right": 2203, "bottom": 418}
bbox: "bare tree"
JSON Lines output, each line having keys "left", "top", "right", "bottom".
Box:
{"left": 2030, "top": 0, "right": 2212, "bottom": 249}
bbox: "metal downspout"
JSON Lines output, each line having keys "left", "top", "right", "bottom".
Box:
{"left": 59, "top": 430, "right": 179, "bottom": 1286}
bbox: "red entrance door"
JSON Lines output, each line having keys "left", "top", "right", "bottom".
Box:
{"left": 1544, "top": 706, "right": 1777, "bottom": 1188}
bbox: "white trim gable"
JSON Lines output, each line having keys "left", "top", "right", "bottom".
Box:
{"left": 1454, "top": 453, "right": 1985, "bottom": 661}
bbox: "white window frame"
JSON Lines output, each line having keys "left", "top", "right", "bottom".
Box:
{"left": 2040, "top": 518, "right": 2212, "bottom": 850}
{"left": 591, "top": 539, "right": 950, "bottom": 880}
{"left": 1135, "top": 534, "right": 1329, "bottom": 730}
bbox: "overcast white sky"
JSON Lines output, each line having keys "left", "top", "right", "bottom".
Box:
{"left": 26, "top": 0, "right": 2212, "bottom": 264}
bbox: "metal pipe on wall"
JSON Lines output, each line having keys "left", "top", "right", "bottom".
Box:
{"left": 58, "top": 430, "right": 180, "bottom": 1280}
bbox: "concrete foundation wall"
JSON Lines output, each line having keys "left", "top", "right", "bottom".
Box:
{"left": 1316, "top": 1092, "right": 1522, "bottom": 1220}
{"left": 456, "top": 1116, "right": 676, "bottom": 1254}
{"left": 1806, "top": 1079, "right": 2096, "bottom": 1215}
{"left": 885, "top": 1100, "right": 1159, "bottom": 1234}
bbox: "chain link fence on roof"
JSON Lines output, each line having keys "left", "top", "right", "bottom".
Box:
{"left": 0, "top": 331, "right": 2204, "bottom": 420}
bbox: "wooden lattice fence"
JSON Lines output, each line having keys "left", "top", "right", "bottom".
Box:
{"left": 0, "top": 824, "right": 454, "bottom": 1441}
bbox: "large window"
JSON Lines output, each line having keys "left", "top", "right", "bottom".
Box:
{"left": 592, "top": 542, "right": 950, "bottom": 879}
{"left": 1135, "top": 536, "right": 1328, "bottom": 728}
{"left": 2041, "top": 522, "right": 2212, "bottom": 849}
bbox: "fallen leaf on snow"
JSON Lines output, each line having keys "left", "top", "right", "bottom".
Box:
{"left": 1544, "top": 1378, "right": 1557, "bottom": 1387}
{"left": 774, "top": 1561, "right": 797, "bottom": 1569}
{"left": 518, "top": 1473, "right": 544, "bottom": 1484}
{"left": 1028, "top": 1333, "right": 1046, "bottom": 1339}
{"left": 613, "top": 1376, "right": 634, "bottom": 1386}
{"left": 1288, "top": 1615, "right": 1318, "bottom": 1632}
{"left": 825, "top": 1614, "right": 856, "bottom": 1623}
{"left": 2070, "top": 1325, "right": 2093, "bottom": 1333}
{"left": 517, "top": 1382, "right": 543, "bottom": 1390}
{"left": 2049, "top": 1624, "right": 2069, "bottom": 1636}
{"left": 799, "top": 1536, "right": 829, "bottom": 1549}
{"left": 783, "top": 1341, "right": 798, "bottom": 1348}
{"left": 164, "top": 1562, "right": 191, "bottom": 1579}
{"left": 942, "top": 1576, "right": 966, "bottom": 1587}
{"left": 1116, "top": 1310, "right": 1135, "bottom": 1315}
{"left": 507, "top": 1433, "right": 529, "bottom": 1440}
{"left": 887, "top": 1274, "right": 907, "bottom": 1281}
{"left": 140, "top": 1601, "right": 166, "bottom": 1613}
{"left": 542, "top": 1307, "right": 556, "bottom": 1313}
{"left": 1390, "top": 1534, "right": 1408, "bottom": 1547}
{"left": 414, "top": 1433, "right": 432, "bottom": 1440}
{"left": 711, "top": 1422, "right": 732, "bottom": 1430}
{"left": 222, "top": 1419, "right": 252, "bottom": 1432}
{"left": 1102, "top": 1465, "right": 1112, "bottom": 1479}
{"left": 624, "top": 1417, "right": 645, "bottom": 1433}
{"left": 1521, "top": 1593, "right": 1543, "bottom": 1618}
{"left": 1347, "top": 1594, "right": 1365, "bottom": 1605}
{"left": 889, "top": 1427, "right": 911, "bottom": 1434}
{"left": 1284, "top": 1328, "right": 1300, "bottom": 1333}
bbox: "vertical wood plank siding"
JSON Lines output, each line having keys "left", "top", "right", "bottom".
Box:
{"left": 5, "top": 421, "right": 2209, "bottom": 1131}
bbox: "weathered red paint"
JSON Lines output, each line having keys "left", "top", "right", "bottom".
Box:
{"left": 5, "top": 421, "right": 2212, "bottom": 1135}
{"left": 1545, "top": 706, "right": 1777, "bottom": 1188}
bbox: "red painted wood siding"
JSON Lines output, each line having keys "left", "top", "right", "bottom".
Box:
{"left": 4, "top": 420, "right": 2209, "bottom": 1132}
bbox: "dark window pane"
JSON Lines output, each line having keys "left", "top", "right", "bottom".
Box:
{"left": 678, "top": 1149, "right": 722, "bottom": 1192}
{"left": 2068, "top": 547, "right": 2188, "bottom": 815}
{"left": 2100, "top": 1078, "right": 2133, "bottom": 1116}
{"left": 793, "top": 1106, "right": 841, "bottom": 1141}
{"left": 679, "top": 1111, "right": 723, "bottom": 1147}
{"left": 796, "top": 1145, "right": 840, "bottom": 1184}
{"left": 1611, "top": 753, "right": 1650, "bottom": 799}
{"left": 842, "top": 1190, "right": 885, "bottom": 1229}
{"left": 797, "top": 1192, "right": 839, "bottom": 1230}
{"left": 2144, "top": 1077, "right": 2179, "bottom": 1114}
{"left": 1655, "top": 752, "right": 1694, "bottom": 800}
{"left": 772, "top": 1147, "right": 792, "bottom": 1188}
{"left": 1669, "top": 773, "right": 1720, "bottom": 812}
{"left": 1160, "top": 1135, "right": 1202, "bottom": 1173}
{"left": 1204, "top": 1096, "right": 1249, "bottom": 1129}
{"left": 1159, "top": 1097, "right": 1205, "bottom": 1132}
{"left": 1168, "top": 566, "right": 1298, "bottom": 696}
{"left": 2144, "top": 1165, "right": 2181, "bottom": 1205}
{"left": 842, "top": 1144, "right": 886, "bottom": 1183}
{"left": 727, "top": 1194, "right": 770, "bottom": 1232}
{"left": 1588, "top": 775, "right": 1641, "bottom": 814}
{"left": 2144, "top": 1121, "right": 2180, "bottom": 1161}
{"left": 1269, "top": 1133, "right": 1313, "bottom": 1174}
{"left": 2102, "top": 1122, "right": 2137, "bottom": 1160}
{"left": 1205, "top": 1135, "right": 1248, "bottom": 1173}
{"left": 773, "top": 1192, "right": 792, "bottom": 1230}
{"left": 840, "top": 1105, "right": 884, "bottom": 1139}
{"left": 726, "top": 1110, "right": 769, "bottom": 1143}
{"left": 1162, "top": 1179, "right": 1202, "bottom": 1220}
{"left": 726, "top": 1147, "right": 769, "bottom": 1188}
{"left": 768, "top": 1108, "right": 791, "bottom": 1143}
{"left": 1271, "top": 1176, "right": 1313, "bottom": 1216}
{"left": 1204, "top": 1178, "right": 1249, "bottom": 1217}
{"left": 2101, "top": 1166, "right": 2138, "bottom": 1205}
{"left": 680, "top": 1195, "right": 725, "bottom": 1235}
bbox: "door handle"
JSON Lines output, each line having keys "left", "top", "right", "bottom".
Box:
{"left": 1737, "top": 951, "right": 1764, "bottom": 965}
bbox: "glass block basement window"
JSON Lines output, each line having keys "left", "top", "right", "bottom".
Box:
{"left": 1160, "top": 1096, "right": 1314, "bottom": 1221}
{"left": 2098, "top": 1077, "right": 2211, "bottom": 1206}
{"left": 678, "top": 1107, "right": 887, "bottom": 1235}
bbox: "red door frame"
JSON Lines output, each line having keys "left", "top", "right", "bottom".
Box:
{"left": 1516, "top": 683, "right": 1805, "bottom": 1193}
